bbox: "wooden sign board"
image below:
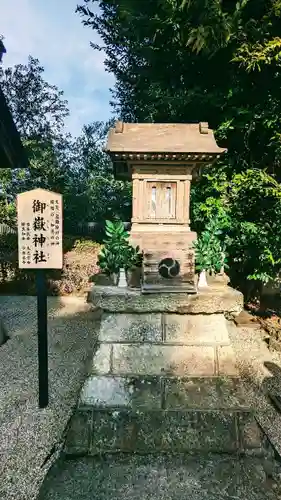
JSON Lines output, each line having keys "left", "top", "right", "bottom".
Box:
{"left": 17, "top": 188, "right": 63, "bottom": 269}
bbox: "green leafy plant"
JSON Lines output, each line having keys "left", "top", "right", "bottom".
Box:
{"left": 124, "top": 244, "right": 143, "bottom": 270}
{"left": 104, "top": 219, "right": 129, "bottom": 247}
{"left": 97, "top": 220, "right": 129, "bottom": 275}
{"left": 97, "top": 246, "right": 124, "bottom": 275}
{"left": 193, "top": 219, "right": 228, "bottom": 274}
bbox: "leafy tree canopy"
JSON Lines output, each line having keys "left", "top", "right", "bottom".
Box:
{"left": 0, "top": 55, "right": 130, "bottom": 233}
{"left": 76, "top": 0, "right": 281, "bottom": 292}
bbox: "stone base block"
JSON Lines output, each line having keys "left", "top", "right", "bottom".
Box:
{"left": 99, "top": 313, "right": 162, "bottom": 343}
{"left": 98, "top": 312, "right": 231, "bottom": 345}
{"left": 91, "top": 342, "right": 238, "bottom": 376}
{"left": 80, "top": 376, "right": 161, "bottom": 409}
{"left": 79, "top": 375, "right": 248, "bottom": 411}
{"left": 64, "top": 408, "right": 264, "bottom": 456}
{"left": 164, "top": 313, "right": 230, "bottom": 345}
{"left": 111, "top": 344, "right": 217, "bottom": 376}
{"left": 87, "top": 286, "right": 243, "bottom": 314}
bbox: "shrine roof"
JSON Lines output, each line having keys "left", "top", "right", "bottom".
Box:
{"left": 105, "top": 121, "right": 226, "bottom": 156}
{"left": 0, "top": 86, "right": 28, "bottom": 169}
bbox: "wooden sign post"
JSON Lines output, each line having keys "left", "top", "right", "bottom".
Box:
{"left": 17, "top": 188, "right": 63, "bottom": 408}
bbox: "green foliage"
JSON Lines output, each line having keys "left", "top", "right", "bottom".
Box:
{"left": 124, "top": 244, "right": 143, "bottom": 270}
{"left": 97, "top": 220, "right": 130, "bottom": 274}
{"left": 104, "top": 219, "right": 129, "bottom": 246}
{"left": 192, "top": 167, "right": 281, "bottom": 290}
{"left": 0, "top": 55, "right": 131, "bottom": 231}
{"left": 76, "top": 0, "right": 281, "bottom": 297}
{"left": 97, "top": 220, "right": 143, "bottom": 274}
{"left": 193, "top": 218, "right": 228, "bottom": 274}
{"left": 0, "top": 56, "right": 69, "bottom": 139}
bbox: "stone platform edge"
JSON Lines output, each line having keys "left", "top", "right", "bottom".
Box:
{"left": 63, "top": 407, "right": 266, "bottom": 457}
{"left": 87, "top": 286, "right": 243, "bottom": 314}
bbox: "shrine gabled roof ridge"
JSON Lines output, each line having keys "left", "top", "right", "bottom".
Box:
{"left": 105, "top": 121, "right": 226, "bottom": 156}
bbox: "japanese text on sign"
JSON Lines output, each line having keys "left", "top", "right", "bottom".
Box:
{"left": 17, "top": 188, "right": 63, "bottom": 269}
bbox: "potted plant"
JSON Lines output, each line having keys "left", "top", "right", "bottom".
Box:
{"left": 124, "top": 244, "right": 143, "bottom": 288}
{"left": 193, "top": 223, "right": 229, "bottom": 289}
{"left": 96, "top": 220, "right": 129, "bottom": 285}
{"left": 97, "top": 246, "right": 123, "bottom": 285}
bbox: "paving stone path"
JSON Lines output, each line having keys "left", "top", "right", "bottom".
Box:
{"left": 1, "top": 296, "right": 281, "bottom": 500}
{"left": 38, "top": 319, "right": 281, "bottom": 500}
{"left": 39, "top": 453, "right": 279, "bottom": 500}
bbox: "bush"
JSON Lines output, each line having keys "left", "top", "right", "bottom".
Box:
{"left": 0, "top": 233, "right": 100, "bottom": 296}
{"left": 191, "top": 166, "right": 281, "bottom": 300}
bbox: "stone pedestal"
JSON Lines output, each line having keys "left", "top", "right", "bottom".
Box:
{"left": 87, "top": 285, "right": 243, "bottom": 314}
{"left": 61, "top": 286, "right": 265, "bottom": 458}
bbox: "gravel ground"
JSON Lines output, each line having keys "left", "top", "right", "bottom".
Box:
{"left": 38, "top": 453, "right": 279, "bottom": 500}
{"left": 0, "top": 295, "right": 100, "bottom": 500}
{"left": 228, "top": 320, "right": 281, "bottom": 457}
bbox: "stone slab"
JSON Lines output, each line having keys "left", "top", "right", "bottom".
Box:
{"left": 87, "top": 410, "right": 239, "bottom": 454}
{"left": 164, "top": 313, "right": 230, "bottom": 345}
{"left": 38, "top": 452, "right": 281, "bottom": 500}
{"left": 99, "top": 313, "right": 162, "bottom": 343}
{"left": 165, "top": 377, "right": 249, "bottom": 410}
{"left": 217, "top": 346, "right": 239, "bottom": 376}
{"left": 64, "top": 409, "right": 92, "bottom": 455}
{"left": 92, "top": 344, "right": 111, "bottom": 374}
{"left": 64, "top": 407, "right": 267, "bottom": 457}
{"left": 234, "top": 310, "right": 259, "bottom": 327}
{"left": 238, "top": 413, "right": 264, "bottom": 452}
{"left": 88, "top": 286, "right": 243, "bottom": 314}
{"left": 216, "top": 377, "right": 250, "bottom": 409}
{"left": 112, "top": 344, "right": 215, "bottom": 376}
{"left": 79, "top": 376, "right": 161, "bottom": 409}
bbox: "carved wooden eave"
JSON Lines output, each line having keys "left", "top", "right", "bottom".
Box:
{"left": 110, "top": 152, "right": 221, "bottom": 161}
{"left": 110, "top": 153, "right": 221, "bottom": 180}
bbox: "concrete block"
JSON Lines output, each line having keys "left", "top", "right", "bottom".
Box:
{"left": 161, "top": 411, "right": 238, "bottom": 453}
{"left": 99, "top": 313, "right": 162, "bottom": 342}
{"left": 79, "top": 375, "right": 161, "bottom": 409}
{"left": 165, "top": 377, "right": 222, "bottom": 409}
{"left": 92, "top": 344, "right": 111, "bottom": 374}
{"left": 112, "top": 344, "right": 215, "bottom": 376}
{"left": 238, "top": 413, "right": 263, "bottom": 451}
{"left": 64, "top": 409, "right": 92, "bottom": 455}
{"left": 164, "top": 314, "right": 230, "bottom": 345}
{"left": 89, "top": 410, "right": 238, "bottom": 454}
{"left": 217, "top": 346, "right": 238, "bottom": 376}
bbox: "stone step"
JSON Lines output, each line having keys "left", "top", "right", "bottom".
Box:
{"left": 64, "top": 375, "right": 264, "bottom": 457}
{"left": 92, "top": 342, "right": 237, "bottom": 377}
{"left": 79, "top": 375, "right": 247, "bottom": 410}
{"left": 64, "top": 406, "right": 264, "bottom": 457}
{"left": 99, "top": 312, "right": 231, "bottom": 345}
{"left": 93, "top": 311, "right": 238, "bottom": 377}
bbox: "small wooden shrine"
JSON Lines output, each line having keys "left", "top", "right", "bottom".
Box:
{"left": 105, "top": 121, "right": 225, "bottom": 293}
